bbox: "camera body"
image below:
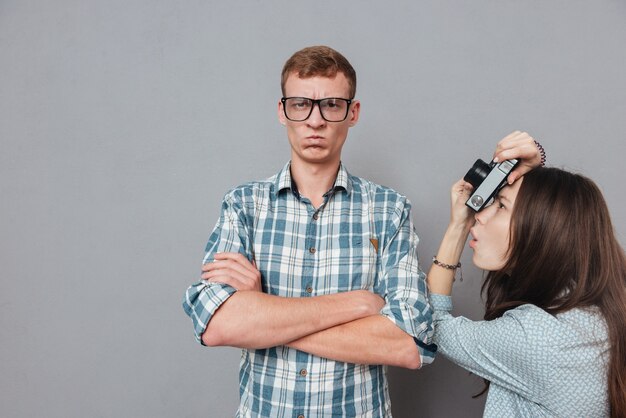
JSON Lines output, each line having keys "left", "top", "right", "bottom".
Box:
{"left": 463, "top": 158, "right": 519, "bottom": 211}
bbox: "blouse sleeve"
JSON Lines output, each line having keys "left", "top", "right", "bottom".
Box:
{"left": 431, "top": 293, "right": 552, "bottom": 400}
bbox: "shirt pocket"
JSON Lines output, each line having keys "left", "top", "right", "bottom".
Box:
{"left": 333, "top": 235, "right": 379, "bottom": 291}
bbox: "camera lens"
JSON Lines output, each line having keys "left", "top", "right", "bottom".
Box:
{"left": 464, "top": 159, "right": 491, "bottom": 188}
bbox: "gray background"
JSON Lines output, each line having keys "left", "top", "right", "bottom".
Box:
{"left": 1, "top": 1, "right": 625, "bottom": 417}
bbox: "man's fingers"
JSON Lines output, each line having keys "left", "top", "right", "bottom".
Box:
{"left": 202, "top": 268, "right": 246, "bottom": 281}
{"left": 202, "top": 269, "right": 256, "bottom": 287}
{"left": 201, "top": 255, "right": 262, "bottom": 292}
{"left": 204, "top": 258, "right": 247, "bottom": 274}
{"left": 205, "top": 274, "right": 246, "bottom": 289}
{"left": 203, "top": 260, "right": 258, "bottom": 282}
{"left": 213, "top": 252, "right": 258, "bottom": 273}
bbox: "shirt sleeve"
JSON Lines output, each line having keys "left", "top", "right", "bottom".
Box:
{"left": 377, "top": 199, "right": 436, "bottom": 365}
{"left": 182, "top": 191, "right": 253, "bottom": 344}
{"left": 430, "top": 293, "right": 550, "bottom": 398}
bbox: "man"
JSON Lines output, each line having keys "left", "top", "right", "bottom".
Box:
{"left": 183, "top": 45, "right": 540, "bottom": 417}
{"left": 184, "top": 45, "right": 433, "bottom": 417}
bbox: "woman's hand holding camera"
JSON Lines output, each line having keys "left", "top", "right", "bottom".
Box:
{"left": 493, "top": 131, "right": 544, "bottom": 184}
{"left": 449, "top": 179, "right": 474, "bottom": 231}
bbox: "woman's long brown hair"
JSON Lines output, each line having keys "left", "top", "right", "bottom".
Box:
{"left": 480, "top": 167, "right": 626, "bottom": 417}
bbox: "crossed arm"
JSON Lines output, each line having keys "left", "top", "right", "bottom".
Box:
{"left": 199, "top": 252, "right": 423, "bottom": 369}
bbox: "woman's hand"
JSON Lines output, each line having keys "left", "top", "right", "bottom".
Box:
{"left": 450, "top": 179, "right": 474, "bottom": 230}
{"left": 492, "top": 131, "right": 544, "bottom": 184}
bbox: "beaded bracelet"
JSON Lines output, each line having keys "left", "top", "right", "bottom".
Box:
{"left": 534, "top": 140, "right": 547, "bottom": 166}
{"left": 432, "top": 256, "right": 463, "bottom": 282}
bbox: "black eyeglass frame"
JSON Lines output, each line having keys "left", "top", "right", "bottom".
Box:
{"left": 280, "top": 97, "right": 354, "bottom": 122}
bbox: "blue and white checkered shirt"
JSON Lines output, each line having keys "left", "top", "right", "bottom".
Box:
{"left": 183, "top": 162, "right": 434, "bottom": 417}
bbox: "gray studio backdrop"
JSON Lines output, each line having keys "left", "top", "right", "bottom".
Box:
{"left": 1, "top": 1, "right": 625, "bottom": 417}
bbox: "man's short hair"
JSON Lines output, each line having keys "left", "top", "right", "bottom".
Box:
{"left": 281, "top": 46, "right": 357, "bottom": 99}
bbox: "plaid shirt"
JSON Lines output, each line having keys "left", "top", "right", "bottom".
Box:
{"left": 183, "top": 162, "right": 434, "bottom": 417}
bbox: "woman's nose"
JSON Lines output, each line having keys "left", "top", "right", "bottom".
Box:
{"left": 475, "top": 204, "right": 494, "bottom": 224}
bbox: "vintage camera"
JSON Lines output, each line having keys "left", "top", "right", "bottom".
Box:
{"left": 463, "top": 158, "right": 519, "bottom": 211}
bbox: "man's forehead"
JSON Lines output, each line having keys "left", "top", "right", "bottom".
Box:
{"left": 284, "top": 71, "right": 345, "bottom": 83}
{"left": 283, "top": 72, "right": 351, "bottom": 94}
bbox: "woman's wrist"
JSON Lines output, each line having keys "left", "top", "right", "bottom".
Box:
{"left": 432, "top": 256, "right": 463, "bottom": 283}
{"left": 442, "top": 222, "right": 471, "bottom": 255}
{"left": 427, "top": 223, "right": 471, "bottom": 296}
{"left": 447, "top": 217, "right": 473, "bottom": 233}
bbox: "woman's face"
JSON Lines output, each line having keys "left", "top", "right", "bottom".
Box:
{"left": 469, "top": 178, "right": 523, "bottom": 271}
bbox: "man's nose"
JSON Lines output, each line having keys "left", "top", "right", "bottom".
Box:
{"left": 307, "top": 103, "right": 326, "bottom": 127}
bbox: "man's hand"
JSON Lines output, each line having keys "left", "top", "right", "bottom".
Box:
{"left": 201, "top": 252, "right": 262, "bottom": 292}
{"left": 492, "top": 131, "right": 543, "bottom": 184}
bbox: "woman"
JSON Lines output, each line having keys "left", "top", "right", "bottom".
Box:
{"left": 428, "top": 166, "right": 626, "bottom": 417}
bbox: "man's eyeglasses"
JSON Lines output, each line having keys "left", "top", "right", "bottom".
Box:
{"left": 281, "top": 97, "right": 353, "bottom": 122}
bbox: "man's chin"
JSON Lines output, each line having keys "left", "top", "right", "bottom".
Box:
{"left": 301, "top": 147, "right": 329, "bottom": 158}
{"left": 296, "top": 154, "right": 336, "bottom": 166}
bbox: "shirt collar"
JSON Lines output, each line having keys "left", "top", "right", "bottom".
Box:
{"left": 333, "top": 163, "right": 352, "bottom": 195}
{"left": 274, "top": 161, "right": 352, "bottom": 198}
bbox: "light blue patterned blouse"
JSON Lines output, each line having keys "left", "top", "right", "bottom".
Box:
{"left": 431, "top": 293, "right": 609, "bottom": 417}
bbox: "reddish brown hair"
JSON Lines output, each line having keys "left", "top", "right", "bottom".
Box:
{"left": 281, "top": 46, "right": 357, "bottom": 98}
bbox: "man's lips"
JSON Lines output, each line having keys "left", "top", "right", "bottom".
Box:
{"left": 303, "top": 136, "right": 325, "bottom": 146}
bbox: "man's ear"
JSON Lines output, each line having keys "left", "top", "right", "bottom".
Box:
{"left": 278, "top": 100, "right": 286, "bottom": 126}
{"left": 348, "top": 100, "right": 361, "bottom": 127}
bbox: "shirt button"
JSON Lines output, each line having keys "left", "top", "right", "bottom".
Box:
{"left": 299, "top": 368, "right": 307, "bottom": 377}
{"left": 309, "top": 247, "right": 316, "bottom": 254}
{"left": 306, "top": 286, "right": 313, "bottom": 293}
{"left": 312, "top": 213, "right": 319, "bottom": 220}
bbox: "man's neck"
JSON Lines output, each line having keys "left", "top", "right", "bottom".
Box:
{"left": 290, "top": 160, "right": 340, "bottom": 208}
